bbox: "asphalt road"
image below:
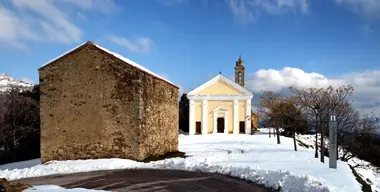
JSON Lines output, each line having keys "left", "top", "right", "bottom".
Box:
{"left": 16, "top": 169, "right": 275, "bottom": 192}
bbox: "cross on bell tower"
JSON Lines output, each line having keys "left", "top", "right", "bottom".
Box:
{"left": 235, "top": 55, "right": 245, "bottom": 87}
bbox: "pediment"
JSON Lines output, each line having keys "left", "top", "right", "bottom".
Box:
{"left": 187, "top": 74, "right": 253, "bottom": 96}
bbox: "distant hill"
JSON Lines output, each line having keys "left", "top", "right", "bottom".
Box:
{"left": 0, "top": 74, "right": 34, "bottom": 92}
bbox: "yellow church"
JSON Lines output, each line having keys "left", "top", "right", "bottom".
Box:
{"left": 187, "top": 57, "right": 253, "bottom": 135}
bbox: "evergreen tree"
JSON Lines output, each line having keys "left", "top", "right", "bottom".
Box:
{"left": 179, "top": 93, "right": 189, "bottom": 132}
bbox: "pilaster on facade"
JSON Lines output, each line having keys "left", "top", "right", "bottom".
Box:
{"left": 245, "top": 99, "right": 252, "bottom": 134}
{"left": 201, "top": 99, "right": 208, "bottom": 135}
{"left": 233, "top": 100, "right": 239, "bottom": 134}
{"left": 189, "top": 99, "right": 195, "bottom": 135}
{"left": 213, "top": 113, "right": 217, "bottom": 134}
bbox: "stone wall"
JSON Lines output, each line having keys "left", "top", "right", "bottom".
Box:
{"left": 40, "top": 44, "right": 143, "bottom": 162}
{"left": 138, "top": 73, "right": 179, "bottom": 160}
{"left": 40, "top": 42, "right": 179, "bottom": 162}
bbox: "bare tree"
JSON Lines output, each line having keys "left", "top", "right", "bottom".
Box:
{"left": 334, "top": 100, "right": 360, "bottom": 161}
{"left": 259, "top": 91, "right": 309, "bottom": 149}
{"left": 289, "top": 85, "right": 354, "bottom": 163}
{"left": 269, "top": 110, "right": 282, "bottom": 144}
{"left": 259, "top": 91, "right": 283, "bottom": 144}
{"left": 289, "top": 87, "right": 324, "bottom": 158}
{"left": 270, "top": 97, "right": 308, "bottom": 151}
{"left": 318, "top": 85, "right": 354, "bottom": 163}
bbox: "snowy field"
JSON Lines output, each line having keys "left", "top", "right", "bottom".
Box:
{"left": 297, "top": 133, "right": 380, "bottom": 192}
{"left": 0, "top": 129, "right": 361, "bottom": 192}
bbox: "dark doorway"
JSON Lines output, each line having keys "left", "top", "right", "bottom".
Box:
{"left": 217, "top": 118, "right": 225, "bottom": 133}
{"left": 239, "top": 121, "right": 245, "bottom": 134}
{"left": 196, "top": 122, "right": 201, "bottom": 134}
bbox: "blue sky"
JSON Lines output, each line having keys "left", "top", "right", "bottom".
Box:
{"left": 0, "top": 0, "right": 379, "bottom": 112}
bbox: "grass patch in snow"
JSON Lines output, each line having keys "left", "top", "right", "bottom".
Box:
{"left": 141, "top": 151, "right": 186, "bottom": 163}
{"left": 349, "top": 164, "right": 372, "bottom": 192}
{"left": 296, "top": 139, "right": 314, "bottom": 149}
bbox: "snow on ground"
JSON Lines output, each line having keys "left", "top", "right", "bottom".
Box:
{"left": 0, "top": 158, "right": 41, "bottom": 170}
{"left": 297, "top": 133, "right": 380, "bottom": 192}
{"left": 0, "top": 130, "right": 361, "bottom": 192}
{"left": 24, "top": 185, "right": 107, "bottom": 192}
{"left": 296, "top": 134, "right": 328, "bottom": 149}
{"left": 355, "top": 167, "right": 380, "bottom": 192}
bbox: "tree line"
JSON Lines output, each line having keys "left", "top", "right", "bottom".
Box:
{"left": 258, "top": 85, "right": 379, "bottom": 166}
{"left": 0, "top": 85, "right": 40, "bottom": 164}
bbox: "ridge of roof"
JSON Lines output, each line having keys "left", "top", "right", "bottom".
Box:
{"left": 39, "top": 41, "right": 179, "bottom": 88}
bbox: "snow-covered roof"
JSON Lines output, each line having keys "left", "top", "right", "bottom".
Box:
{"left": 40, "top": 41, "right": 178, "bottom": 88}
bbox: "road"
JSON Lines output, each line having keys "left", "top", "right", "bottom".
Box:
{"left": 16, "top": 169, "right": 275, "bottom": 192}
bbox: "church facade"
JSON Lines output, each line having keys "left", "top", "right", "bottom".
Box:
{"left": 187, "top": 57, "right": 253, "bottom": 135}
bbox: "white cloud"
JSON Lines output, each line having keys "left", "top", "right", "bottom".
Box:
{"left": 247, "top": 67, "right": 331, "bottom": 92}
{"left": 246, "top": 67, "right": 380, "bottom": 113}
{"left": 228, "top": 0, "right": 258, "bottom": 23}
{"left": 227, "top": 0, "right": 309, "bottom": 24}
{"left": 0, "top": 7, "right": 37, "bottom": 50}
{"left": 0, "top": 0, "right": 117, "bottom": 50}
{"left": 335, "top": 0, "right": 380, "bottom": 18}
{"left": 108, "top": 35, "right": 154, "bottom": 53}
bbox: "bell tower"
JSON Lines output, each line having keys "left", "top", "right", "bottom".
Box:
{"left": 234, "top": 56, "right": 245, "bottom": 87}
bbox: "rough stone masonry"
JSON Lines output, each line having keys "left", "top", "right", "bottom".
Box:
{"left": 39, "top": 41, "right": 179, "bottom": 163}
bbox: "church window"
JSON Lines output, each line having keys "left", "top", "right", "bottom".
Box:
{"left": 238, "top": 72, "right": 242, "bottom": 83}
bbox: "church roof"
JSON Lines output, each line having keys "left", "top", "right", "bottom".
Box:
{"left": 187, "top": 73, "right": 253, "bottom": 96}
